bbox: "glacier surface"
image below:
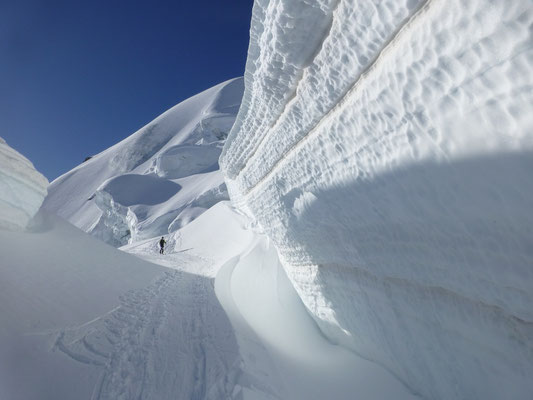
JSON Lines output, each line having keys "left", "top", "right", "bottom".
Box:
{"left": 43, "top": 77, "right": 243, "bottom": 246}
{"left": 0, "top": 131, "right": 417, "bottom": 399}
{"left": 0, "top": 137, "right": 48, "bottom": 231}
{"left": 221, "top": 0, "right": 533, "bottom": 399}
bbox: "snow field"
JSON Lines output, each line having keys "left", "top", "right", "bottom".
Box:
{"left": 0, "top": 211, "right": 167, "bottom": 399}
{"left": 1, "top": 142, "right": 419, "bottom": 399}
{"left": 1, "top": 207, "right": 247, "bottom": 400}
{"left": 127, "top": 201, "right": 419, "bottom": 399}
{"left": 221, "top": 0, "right": 533, "bottom": 398}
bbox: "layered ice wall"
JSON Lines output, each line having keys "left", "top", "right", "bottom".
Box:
{"left": 0, "top": 138, "right": 48, "bottom": 230}
{"left": 221, "top": 1, "right": 533, "bottom": 399}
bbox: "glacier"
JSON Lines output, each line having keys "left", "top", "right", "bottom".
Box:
{"left": 4, "top": 0, "right": 533, "bottom": 398}
{"left": 43, "top": 77, "right": 244, "bottom": 246}
{"left": 0, "top": 137, "right": 48, "bottom": 231}
{"left": 220, "top": 0, "right": 533, "bottom": 399}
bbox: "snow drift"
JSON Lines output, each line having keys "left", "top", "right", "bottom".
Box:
{"left": 221, "top": 1, "right": 533, "bottom": 399}
{"left": 43, "top": 77, "right": 244, "bottom": 246}
{"left": 0, "top": 137, "right": 48, "bottom": 231}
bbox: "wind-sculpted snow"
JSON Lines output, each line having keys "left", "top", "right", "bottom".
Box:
{"left": 220, "top": 0, "right": 341, "bottom": 178}
{"left": 221, "top": 1, "right": 533, "bottom": 399}
{"left": 44, "top": 78, "right": 243, "bottom": 246}
{"left": 0, "top": 138, "right": 48, "bottom": 230}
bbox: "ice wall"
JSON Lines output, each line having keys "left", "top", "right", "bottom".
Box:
{"left": 221, "top": 1, "right": 533, "bottom": 399}
{"left": 0, "top": 138, "right": 48, "bottom": 230}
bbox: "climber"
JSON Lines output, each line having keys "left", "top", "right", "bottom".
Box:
{"left": 159, "top": 236, "right": 166, "bottom": 254}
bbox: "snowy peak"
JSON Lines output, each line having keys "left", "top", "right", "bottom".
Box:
{"left": 43, "top": 77, "right": 244, "bottom": 246}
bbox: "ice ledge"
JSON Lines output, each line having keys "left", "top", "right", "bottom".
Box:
{"left": 0, "top": 138, "right": 48, "bottom": 231}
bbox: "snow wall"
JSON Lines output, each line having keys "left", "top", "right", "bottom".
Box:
{"left": 220, "top": 1, "right": 533, "bottom": 399}
{"left": 0, "top": 138, "right": 48, "bottom": 231}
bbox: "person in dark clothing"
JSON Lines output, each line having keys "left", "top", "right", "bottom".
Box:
{"left": 159, "top": 237, "right": 166, "bottom": 254}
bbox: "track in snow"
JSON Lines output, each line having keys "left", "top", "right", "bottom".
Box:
{"left": 53, "top": 255, "right": 241, "bottom": 400}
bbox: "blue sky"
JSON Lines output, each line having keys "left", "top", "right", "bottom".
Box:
{"left": 1, "top": 0, "right": 253, "bottom": 180}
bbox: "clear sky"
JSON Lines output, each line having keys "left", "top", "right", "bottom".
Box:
{"left": 1, "top": 0, "right": 253, "bottom": 180}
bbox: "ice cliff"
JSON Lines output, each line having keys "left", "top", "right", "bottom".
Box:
{"left": 220, "top": 1, "right": 533, "bottom": 399}
{"left": 44, "top": 78, "right": 243, "bottom": 246}
{"left": 0, "top": 138, "right": 48, "bottom": 230}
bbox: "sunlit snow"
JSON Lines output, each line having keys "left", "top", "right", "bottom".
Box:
{"left": 221, "top": 0, "right": 533, "bottom": 399}
{"left": 43, "top": 77, "right": 244, "bottom": 246}
{"left": 0, "top": 138, "right": 48, "bottom": 231}
{"left": 2, "top": 0, "right": 533, "bottom": 399}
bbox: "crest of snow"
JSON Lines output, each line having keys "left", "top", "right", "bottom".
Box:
{"left": 221, "top": 0, "right": 533, "bottom": 399}
{"left": 43, "top": 77, "right": 243, "bottom": 246}
{"left": 0, "top": 138, "right": 48, "bottom": 231}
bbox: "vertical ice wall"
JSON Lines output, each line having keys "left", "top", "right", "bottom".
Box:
{"left": 221, "top": 0, "right": 533, "bottom": 399}
{"left": 0, "top": 138, "right": 48, "bottom": 230}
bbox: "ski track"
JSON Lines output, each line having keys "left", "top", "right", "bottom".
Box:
{"left": 52, "top": 255, "right": 240, "bottom": 400}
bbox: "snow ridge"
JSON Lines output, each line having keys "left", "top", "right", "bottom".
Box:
{"left": 221, "top": 1, "right": 533, "bottom": 399}
{"left": 44, "top": 78, "right": 244, "bottom": 246}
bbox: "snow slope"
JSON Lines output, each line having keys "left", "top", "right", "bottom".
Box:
{"left": 0, "top": 137, "right": 48, "bottom": 230}
{"left": 124, "top": 201, "right": 419, "bottom": 400}
{"left": 0, "top": 141, "right": 244, "bottom": 400}
{"left": 43, "top": 77, "right": 244, "bottom": 246}
{"left": 1, "top": 151, "right": 417, "bottom": 400}
{"left": 221, "top": 1, "right": 533, "bottom": 399}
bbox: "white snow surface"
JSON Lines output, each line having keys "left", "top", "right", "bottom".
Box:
{"left": 43, "top": 77, "right": 244, "bottom": 246}
{"left": 221, "top": 1, "right": 533, "bottom": 399}
{"left": 1, "top": 202, "right": 418, "bottom": 400}
{"left": 0, "top": 137, "right": 48, "bottom": 231}
{"left": 2, "top": 143, "right": 417, "bottom": 399}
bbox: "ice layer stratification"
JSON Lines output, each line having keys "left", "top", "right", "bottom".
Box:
{"left": 220, "top": 0, "right": 533, "bottom": 399}
{"left": 0, "top": 137, "right": 48, "bottom": 231}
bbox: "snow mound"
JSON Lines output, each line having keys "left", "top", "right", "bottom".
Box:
{"left": 0, "top": 138, "right": 48, "bottom": 231}
{"left": 221, "top": 1, "right": 533, "bottom": 399}
{"left": 43, "top": 77, "right": 244, "bottom": 246}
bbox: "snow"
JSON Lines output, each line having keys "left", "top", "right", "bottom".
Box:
{"left": 2, "top": 114, "right": 416, "bottom": 399}
{"left": 215, "top": 234, "right": 418, "bottom": 400}
{"left": 43, "top": 77, "right": 244, "bottom": 246}
{"left": 221, "top": 0, "right": 533, "bottom": 399}
{"left": 125, "top": 202, "right": 418, "bottom": 400}
{"left": 0, "top": 211, "right": 167, "bottom": 400}
{"left": 5, "top": 0, "right": 533, "bottom": 397}
{"left": 0, "top": 199, "right": 417, "bottom": 400}
{"left": 0, "top": 138, "right": 48, "bottom": 231}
